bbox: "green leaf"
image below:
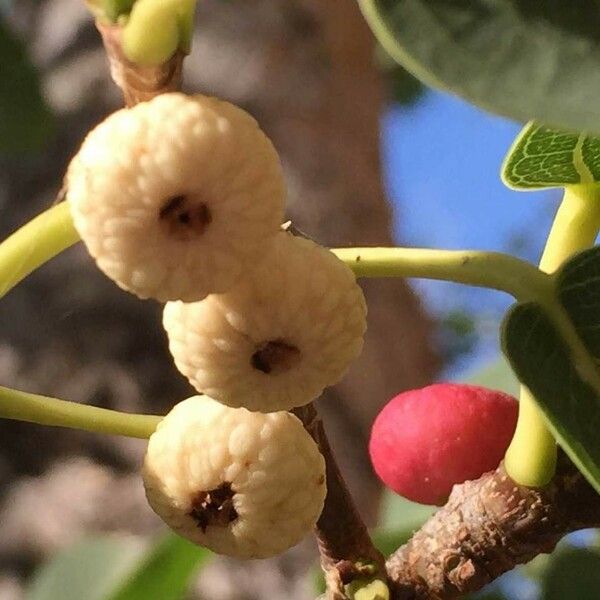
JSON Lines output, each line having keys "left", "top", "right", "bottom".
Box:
{"left": 109, "top": 534, "right": 210, "bottom": 600}
{"left": 521, "top": 552, "right": 553, "bottom": 582}
{"left": 378, "top": 490, "right": 435, "bottom": 530}
{"left": 556, "top": 247, "right": 600, "bottom": 360}
{"left": 464, "top": 356, "right": 519, "bottom": 397}
{"left": 375, "top": 45, "right": 424, "bottom": 106}
{"left": 386, "top": 64, "right": 425, "bottom": 107}
{"left": 541, "top": 547, "right": 600, "bottom": 600}
{"left": 501, "top": 302, "right": 600, "bottom": 494}
{"left": 502, "top": 122, "right": 600, "bottom": 189}
{"left": 25, "top": 537, "right": 145, "bottom": 600}
{"left": 0, "top": 17, "right": 54, "bottom": 153}
{"left": 371, "top": 527, "right": 420, "bottom": 556}
{"left": 26, "top": 534, "right": 210, "bottom": 600}
{"left": 358, "top": 0, "right": 600, "bottom": 133}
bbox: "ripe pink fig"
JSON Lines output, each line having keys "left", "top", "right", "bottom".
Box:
{"left": 369, "top": 383, "right": 518, "bottom": 506}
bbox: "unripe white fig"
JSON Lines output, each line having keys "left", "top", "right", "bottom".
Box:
{"left": 163, "top": 232, "right": 367, "bottom": 412}
{"left": 143, "top": 395, "right": 326, "bottom": 559}
{"left": 67, "top": 93, "right": 285, "bottom": 302}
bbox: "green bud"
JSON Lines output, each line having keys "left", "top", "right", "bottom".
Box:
{"left": 122, "top": 0, "right": 197, "bottom": 66}
{"left": 345, "top": 578, "right": 390, "bottom": 600}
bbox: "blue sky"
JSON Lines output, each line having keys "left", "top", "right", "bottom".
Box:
{"left": 382, "top": 90, "right": 562, "bottom": 375}
{"left": 383, "top": 91, "right": 557, "bottom": 252}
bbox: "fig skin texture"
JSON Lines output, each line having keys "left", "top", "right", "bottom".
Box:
{"left": 369, "top": 383, "right": 518, "bottom": 506}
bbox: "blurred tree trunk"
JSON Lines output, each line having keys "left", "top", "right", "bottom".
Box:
{"left": 186, "top": 0, "right": 438, "bottom": 518}
{"left": 0, "top": 1, "right": 437, "bottom": 598}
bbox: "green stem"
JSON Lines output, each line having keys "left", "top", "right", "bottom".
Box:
{"left": 1, "top": 203, "right": 549, "bottom": 304}
{"left": 0, "top": 385, "right": 161, "bottom": 439}
{"left": 0, "top": 202, "right": 80, "bottom": 300}
{"left": 332, "top": 247, "right": 549, "bottom": 302}
{"left": 0, "top": 203, "right": 161, "bottom": 440}
{"left": 505, "top": 185, "right": 600, "bottom": 487}
{"left": 0, "top": 204, "right": 554, "bottom": 442}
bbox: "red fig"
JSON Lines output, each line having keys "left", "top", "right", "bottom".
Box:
{"left": 369, "top": 383, "right": 518, "bottom": 506}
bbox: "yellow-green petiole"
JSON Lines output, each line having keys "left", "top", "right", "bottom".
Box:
{"left": 0, "top": 201, "right": 80, "bottom": 300}
{"left": 333, "top": 247, "right": 549, "bottom": 303}
{"left": 0, "top": 385, "right": 161, "bottom": 439}
{"left": 505, "top": 184, "right": 600, "bottom": 487}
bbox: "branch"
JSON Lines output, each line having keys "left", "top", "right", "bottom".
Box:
{"left": 294, "top": 404, "right": 387, "bottom": 599}
{"left": 386, "top": 453, "right": 600, "bottom": 599}
{"left": 96, "top": 20, "right": 184, "bottom": 107}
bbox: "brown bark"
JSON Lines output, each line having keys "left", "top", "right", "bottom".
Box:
{"left": 295, "top": 404, "right": 386, "bottom": 599}
{"left": 96, "top": 20, "right": 184, "bottom": 106}
{"left": 386, "top": 454, "right": 600, "bottom": 599}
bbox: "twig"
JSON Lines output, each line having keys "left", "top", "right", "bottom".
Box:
{"left": 386, "top": 453, "right": 600, "bottom": 599}
{"left": 294, "top": 404, "right": 387, "bottom": 599}
{"left": 96, "top": 20, "right": 184, "bottom": 107}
